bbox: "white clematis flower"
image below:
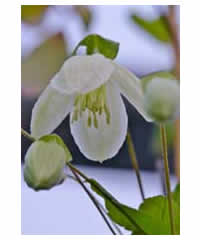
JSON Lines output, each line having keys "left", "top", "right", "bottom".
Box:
{"left": 31, "top": 54, "right": 151, "bottom": 162}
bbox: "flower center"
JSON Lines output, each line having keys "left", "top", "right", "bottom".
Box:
{"left": 72, "top": 84, "right": 111, "bottom": 128}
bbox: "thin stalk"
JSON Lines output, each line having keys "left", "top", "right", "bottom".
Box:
{"left": 70, "top": 167, "right": 117, "bottom": 235}
{"left": 67, "top": 173, "right": 122, "bottom": 235}
{"left": 21, "top": 128, "right": 35, "bottom": 142}
{"left": 127, "top": 130, "right": 145, "bottom": 201}
{"left": 155, "top": 158, "right": 166, "bottom": 195}
{"left": 160, "top": 125, "right": 176, "bottom": 234}
{"left": 67, "top": 162, "right": 89, "bottom": 181}
{"left": 166, "top": 5, "right": 180, "bottom": 80}
{"left": 174, "top": 120, "right": 180, "bottom": 179}
{"left": 165, "top": 5, "right": 180, "bottom": 180}
{"left": 67, "top": 163, "right": 146, "bottom": 234}
{"left": 96, "top": 201, "right": 123, "bottom": 235}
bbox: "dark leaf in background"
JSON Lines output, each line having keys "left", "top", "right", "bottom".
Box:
{"left": 21, "top": 5, "right": 49, "bottom": 24}
{"left": 131, "top": 14, "right": 171, "bottom": 43}
{"left": 74, "top": 5, "right": 93, "bottom": 30}
{"left": 21, "top": 33, "right": 67, "bottom": 97}
{"left": 72, "top": 34, "right": 119, "bottom": 59}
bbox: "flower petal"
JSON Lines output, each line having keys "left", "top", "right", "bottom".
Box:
{"left": 70, "top": 81, "right": 128, "bottom": 162}
{"left": 31, "top": 84, "right": 74, "bottom": 138}
{"left": 111, "top": 63, "right": 152, "bottom": 122}
{"left": 51, "top": 54, "right": 115, "bottom": 95}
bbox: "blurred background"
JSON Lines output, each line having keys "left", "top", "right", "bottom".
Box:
{"left": 21, "top": 5, "right": 180, "bottom": 235}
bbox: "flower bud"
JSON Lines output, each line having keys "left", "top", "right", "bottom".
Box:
{"left": 24, "top": 134, "right": 72, "bottom": 191}
{"left": 144, "top": 78, "right": 180, "bottom": 123}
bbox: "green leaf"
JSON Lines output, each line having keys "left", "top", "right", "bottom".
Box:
{"left": 141, "top": 71, "right": 176, "bottom": 91}
{"left": 71, "top": 34, "right": 119, "bottom": 59}
{"left": 137, "top": 195, "right": 180, "bottom": 235}
{"left": 131, "top": 15, "right": 171, "bottom": 43}
{"left": 87, "top": 178, "right": 180, "bottom": 235}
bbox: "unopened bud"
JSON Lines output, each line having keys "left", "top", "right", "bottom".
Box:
{"left": 24, "top": 134, "right": 72, "bottom": 191}
{"left": 144, "top": 78, "right": 180, "bottom": 123}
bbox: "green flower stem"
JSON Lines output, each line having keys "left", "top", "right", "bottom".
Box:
{"left": 67, "top": 164, "right": 145, "bottom": 234}
{"left": 66, "top": 174, "right": 122, "bottom": 234}
{"left": 127, "top": 130, "right": 145, "bottom": 201}
{"left": 96, "top": 200, "right": 123, "bottom": 235}
{"left": 69, "top": 166, "right": 117, "bottom": 235}
{"left": 160, "top": 125, "right": 175, "bottom": 234}
{"left": 165, "top": 5, "right": 180, "bottom": 180}
{"left": 21, "top": 128, "right": 36, "bottom": 142}
{"left": 21, "top": 128, "right": 118, "bottom": 235}
{"left": 66, "top": 162, "right": 89, "bottom": 181}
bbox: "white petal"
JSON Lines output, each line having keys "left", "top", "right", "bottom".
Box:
{"left": 51, "top": 54, "right": 115, "bottom": 95}
{"left": 31, "top": 85, "right": 74, "bottom": 138}
{"left": 70, "top": 81, "right": 128, "bottom": 162}
{"left": 111, "top": 63, "right": 152, "bottom": 122}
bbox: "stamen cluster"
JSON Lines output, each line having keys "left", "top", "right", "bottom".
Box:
{"left": 72, "top": 84, "right": 111, "bottom": 128}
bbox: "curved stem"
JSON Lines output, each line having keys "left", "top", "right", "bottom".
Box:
{"left": 127, "top": 130, "right": 145, "bottom": 201}
{"left": 160, "top": 125, "right": 175, "bottom": 234}
{"left": 21, "top": 128, "right": 35, "bottom": 142}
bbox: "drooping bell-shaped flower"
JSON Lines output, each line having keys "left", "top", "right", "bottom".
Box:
{"left": 31, "top": 54, "right": 151, "bottom": 162}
